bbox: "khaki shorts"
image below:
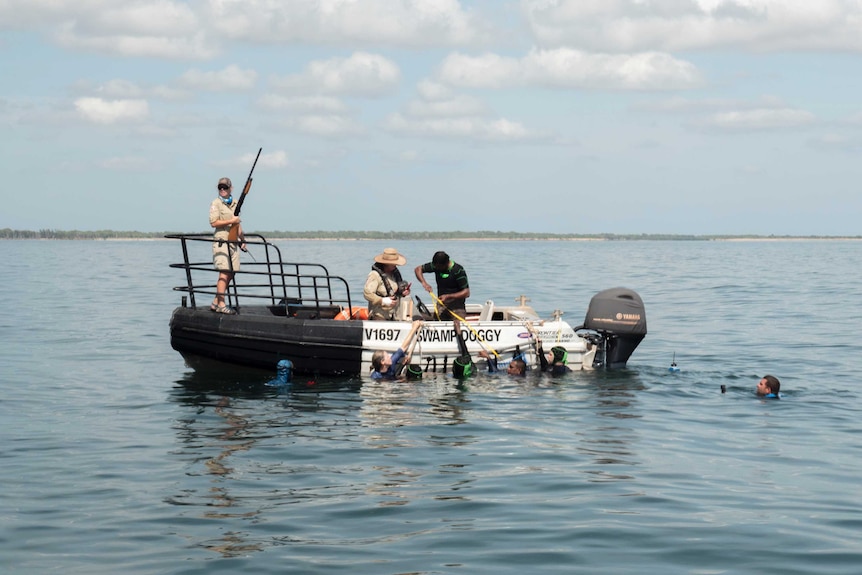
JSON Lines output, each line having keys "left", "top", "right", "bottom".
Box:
{"left": 436, "top": 307, "right": 466, "bottom": 321}
{"left": 213, "top": 240, "right": 240, "bottom": 271}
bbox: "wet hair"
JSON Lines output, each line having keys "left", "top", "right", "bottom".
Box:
{"left": 432, "top": 251, "right": 450, "bottom": 266}
{"left": 371, "top": 350, "right": 386, "bottom": 372}
{"left": 762, "top": 374, "right": 780, "bottom": 394}
{"left": 509, "top": 359, "right": 527, "bottom": 375}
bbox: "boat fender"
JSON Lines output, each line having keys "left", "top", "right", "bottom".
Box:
{"left": 334, "top": 307, "right": 369, "bottom": 321}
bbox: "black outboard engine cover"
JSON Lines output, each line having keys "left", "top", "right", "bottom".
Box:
{"left": 582, "top": 287, "right": 647, "bottom": 368}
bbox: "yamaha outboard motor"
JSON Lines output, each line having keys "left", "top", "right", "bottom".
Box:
{"left": 581, "top": 288, "right": 647, "bottom": 368}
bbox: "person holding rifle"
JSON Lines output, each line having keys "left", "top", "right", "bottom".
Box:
{"left": 208, "top": 148, "right": 261, "bottom": 314}
{"left": 209, "top": 176, "right": 246, "bottom": 314}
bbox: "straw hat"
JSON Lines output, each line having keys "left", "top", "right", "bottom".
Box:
{"left": 374, "top": 247, "right": 406, "bottom": 266}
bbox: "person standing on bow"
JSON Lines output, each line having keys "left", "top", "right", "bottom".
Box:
{"left": 209, "top": 177, "right": 245, "bottom": 314}
{"left": 414, "top": 251, "right": 470, "bottom": 323}
{"left": 364, "top": 248, "right": 412, "bottom": 321}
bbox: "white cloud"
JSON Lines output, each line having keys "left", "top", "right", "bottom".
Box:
{"left": 221, "top": 150, "right": 289, "bottom": 171}
{"left": 405, "top": 96, "right": 487, "bottom": 118}
{"left": 259, "top": 150, "right": 290, "bottom": 168}
{"left": 92, "top": 79, "right": 145, "bottom": 98}
{"left": 385, "top": 112, "right": 544, "bottom": 143}
{"left": 807, "top": 133, "right": 861, "bottom": 152}
{"left": 0, "top": 0, "right": 215, "bottom": 58}
{"left": 811, "top": 133, "right": 850, "bottom": 145}
{"left": 386, "top": 78, "right": 549, "bottom": 143}
{"left": 180, "top": 64, "right": 257, "bottom": 91}
{"left": 636, "top": 95, "right": 788, "bottom": 114}
{"left": 405, "top": 81, "right": 487, "bottom": 118}
{"left": 77, "top": 79, "right": 189, "bottom": 101}
{"left": 89, "top": 1, "right": 197, "bottom": 36}
{"left": 74, "top": 97, "right": 149, "bottom": 124}
{"left": 58, "top": 27, "right": 215, "bottom": 59}
{"left": 416, "top": 79, "right": 457, "bottom": 101}
{"left": 271, "top": 52, "right": 400, "bottom": 97}
{"left": 634, "top": 96, "right": 744, "bottom": 113}
{"left": 702, "top": 108, "right": 816, "bottom": 130}
{"left": 280, "top": 115, "right": 365, "bottom": 137}
{"left": 256, "top": 94, "right": 348, "bottom": 114}
{"left": 261, "top": 54, "right": 396, "bottom": 138}
{"left": 522, "top": 0, "right": 862, "bottom": 52}
{"left": 149, "top": 85, "right": 191, "bottom": 101}
{"left": 1, "top": 0, "right": 487, "bottom": 60}
{"left": 438, "top": 48, "right": 702, "bottom": 90}
{"left": 206, "top": 0, "right": 485, "bottom": 47}
{"left": 633, "top": 96, "right": 818, "bottom": 133}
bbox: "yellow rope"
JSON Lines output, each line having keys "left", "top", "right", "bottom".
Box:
{"left": 428, "top": 291, "right": 500, "bottom": 359}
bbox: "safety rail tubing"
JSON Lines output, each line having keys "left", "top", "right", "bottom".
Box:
{"left": 165, "top": 233, "right": 355, "bottom": 313}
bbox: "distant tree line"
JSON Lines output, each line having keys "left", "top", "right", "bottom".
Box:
{"left": 0, "top": 229, "right": 179, "bottom": 240}
{"left": 2, "top": 228, "right": 859, "bottom": 241}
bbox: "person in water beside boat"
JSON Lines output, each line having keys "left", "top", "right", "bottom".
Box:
{"left": 370, "top": 320, "right": 424, "bottom": 380}
{"left": 451, "top": 331, "right": 527, "bottom": 378}
{"left": 414, "top": 251, "right": 470, "bottom": 333}
{"left": 756, "top": 374, "right": 781, "bottom": 398}
{"left": 209, "top": 177, "right": 245, "bottom": 314}
{"left": 364, "top": 248, "right": 412, "bottom": 321}
{"left": 452, "top": 351, "right": 527, "bottom": 379}
{"left": 478, "top": 350, "right": 527, "bottom": 376}
{"left": 537, "top": 338, "right": 571, "bottom": 374}
{"left": 266, "top": 359, "right": 294, "bottom": 388}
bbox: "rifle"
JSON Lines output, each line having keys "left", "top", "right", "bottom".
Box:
{"left": 228, "top": 147, "right": 262, "bottom": 244}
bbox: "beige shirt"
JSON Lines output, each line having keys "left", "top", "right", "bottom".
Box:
{"left": 364, "top": 268, "right": 402, "bottom": 320}
{"left": 210, "top": 197, "right": 237, "bottom": 241}
{"left": 210, "top": 197, "right": 241, "bottom": 271}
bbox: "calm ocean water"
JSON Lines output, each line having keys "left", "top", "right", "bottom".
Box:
{"left": 2, "top": 238, "right": 862, "bottom": 574}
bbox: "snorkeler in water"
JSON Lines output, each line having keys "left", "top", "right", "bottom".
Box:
{"left": 756, "top": 374, "right": 781, "bottom": 399}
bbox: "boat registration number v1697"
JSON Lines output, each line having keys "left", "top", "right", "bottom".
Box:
{"left": 364, "top": 328, "right": 402, "bottom": 341}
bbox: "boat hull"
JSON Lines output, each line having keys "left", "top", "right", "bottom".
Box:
{"left": 170, "top": 305, "right": 595, "bottom": 375}
{"left": 165, "top": 234, "right": 645, "bottom": 376}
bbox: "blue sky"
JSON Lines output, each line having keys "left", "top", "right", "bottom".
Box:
{"left": 2, "top": 0, "right": 861, "bottom": 235}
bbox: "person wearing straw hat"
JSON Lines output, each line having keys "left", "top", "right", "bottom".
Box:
{"left": 364, "top": 247, "right": 412, "bottom": 321}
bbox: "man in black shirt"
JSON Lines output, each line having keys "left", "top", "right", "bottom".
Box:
{"left": 414, "top": 251, "right": 470, "bottom": 321}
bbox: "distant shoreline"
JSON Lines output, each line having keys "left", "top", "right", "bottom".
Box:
{"left": 2, "top": 229, "right": 860, "bottom": 241}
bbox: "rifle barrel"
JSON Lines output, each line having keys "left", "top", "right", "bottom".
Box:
{"left": 228, "top": 147, "right": 262, "bottom": 242}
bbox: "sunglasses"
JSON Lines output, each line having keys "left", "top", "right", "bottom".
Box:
{"left": 218, "top": 183, "right": 231, "bottom": 190}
